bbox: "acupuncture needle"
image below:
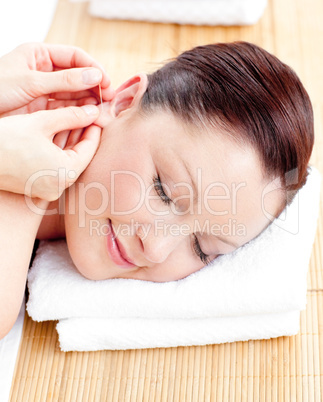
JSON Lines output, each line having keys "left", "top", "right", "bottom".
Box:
{"left": 99, "top": 83, "right": 103, "bottom": 106}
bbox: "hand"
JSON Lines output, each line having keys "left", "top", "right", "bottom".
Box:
{"left": 0, "top": 42, "right": 114, "bottom": 116}
{"left": 0, "top": 105, "right": 102, "bottom": 201}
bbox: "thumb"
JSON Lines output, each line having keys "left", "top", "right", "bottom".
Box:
{"left": 34, "top": 105, "right": 100, "bottom": 135}
{"left": 63, "top": 124, "right": 101, "bottom": 184}
{"left": 31, "top": 67, "right": 104, "bottom": 95}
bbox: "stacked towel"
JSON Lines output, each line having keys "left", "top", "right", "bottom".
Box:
{"left": 81, "top": 0, "right": 268, "bottom": 26}
{"left": 27, "top": 167, "right": 321, "bottom": 351}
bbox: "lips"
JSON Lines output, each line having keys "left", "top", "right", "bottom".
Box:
{"left": 106, "top": 220, "right": 136, "bottom": 268}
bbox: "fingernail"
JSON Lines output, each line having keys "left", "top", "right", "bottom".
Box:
{"left": 81, "top": 104, "right": 99, "bottom": 116}
{"left": 82, "top": 68, "right": 102, "bottom": 85}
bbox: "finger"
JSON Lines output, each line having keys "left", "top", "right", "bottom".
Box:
{"left": 33, "top": 67, "right": 109, "bottom": 96}
{"left": 64, "top": 128, "right": 84, "bottom": 149}
{"left": 50, "top": 83, "right": 114, "bottom": 102}
{"left": 45, "top": 44, "right": 111, "bottom": 87}
{"left": 34, "top": 105, "right": 100, "bottom": 135}
{"left": 53, "top": 130, "right": 70, "bottom": 149}
{"left": 49, "top": 89, "right": 98, "bottom": 100}
{"left": 45, "top": 45, "right": 101, "bottom": 68}
{"left": 63, "top": 125, "right": 101, "bottom": 182}
{"left": 101, "top": 85, "right": 115, "bottom": 102}
{"left": 47, "top": 97, "right": 98, "bottom": 110}
{"left": 94, "top": 102, "right": 113, "bottom": 128}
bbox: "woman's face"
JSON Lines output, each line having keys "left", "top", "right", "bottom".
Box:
{"left": 64, "top": 110, "right": 283, "bottom": 282}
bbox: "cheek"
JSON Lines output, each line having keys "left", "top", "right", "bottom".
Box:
{"left": 64, "top": 210, "right": 111, "bottom": 280}
{"left": 144, "top": 240, "right": 205, "bottom": 282}
{"left": 79, "top": 144, "right": 151, "bottom": 218}
{"left": 110, "top": 172, "right": 147, "bottom": 216}
{"left": 71, "top": 152, "right": 111, "bottom": 214}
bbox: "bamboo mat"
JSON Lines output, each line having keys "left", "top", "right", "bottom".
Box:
{"left": 9, "top": 0, "right": 323, "bottom": 400}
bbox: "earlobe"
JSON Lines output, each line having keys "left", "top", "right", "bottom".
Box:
{"left": 112, "top": 73, "right": 148, "bottom": 117}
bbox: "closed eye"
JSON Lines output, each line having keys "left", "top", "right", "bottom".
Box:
{"left": 153, "top": 174, "right": 172, "bottom": 205}
{"left": 192, "top": 234, "right": 211, "bottom": 265}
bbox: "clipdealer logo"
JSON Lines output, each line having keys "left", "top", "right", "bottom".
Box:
{"left": 23, "top": 167, "right": 300, "bottom": 235}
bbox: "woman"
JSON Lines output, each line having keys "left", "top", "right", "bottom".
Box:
{"left": 0, "top": 41, "right": 314, "bottom": 338}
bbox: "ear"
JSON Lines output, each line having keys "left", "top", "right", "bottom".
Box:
{"left": 111, "top": 73, "right": 148, "bottom": 117}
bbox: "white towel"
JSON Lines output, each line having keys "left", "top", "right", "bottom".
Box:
{"left": 57, "top": 311, "right": 300, "bottom": 352}
{"left": 27, "top": 166, "right": 321, "bottom": 351}
{"left": 85, "top": 0, "right": 268, "bottom": 26}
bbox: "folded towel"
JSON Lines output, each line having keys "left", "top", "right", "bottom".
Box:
{"left": 86, "top": 0, "right": 268, "bottom": 26}
{"left": 27, "top": 166, "right": 321, "bottom": 351}
{"left": 57, "top": 311, "right": 301, "bottom": 352}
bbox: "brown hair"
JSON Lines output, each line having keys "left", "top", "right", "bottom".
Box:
{"left": 140, "top": 42, "right": 314, "bottom": 202}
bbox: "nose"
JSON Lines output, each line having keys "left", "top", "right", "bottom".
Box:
{"left": 137, "top": 222, "right": 184, "bottom": 264}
